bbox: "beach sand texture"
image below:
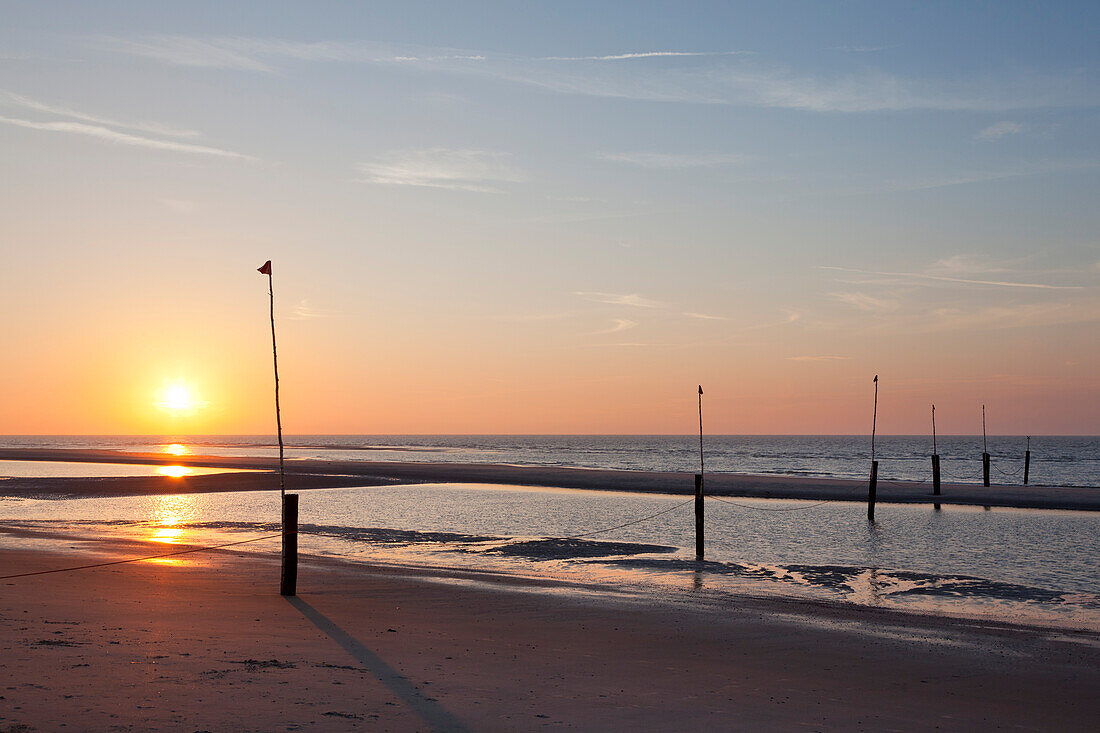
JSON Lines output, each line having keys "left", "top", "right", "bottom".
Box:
{"left": 2, "top": 541, "right": 1098, "bottom": 732}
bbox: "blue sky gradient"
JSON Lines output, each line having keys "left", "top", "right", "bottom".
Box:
{"left": 1, "top": 2, "right": 1097, "bottom": 434}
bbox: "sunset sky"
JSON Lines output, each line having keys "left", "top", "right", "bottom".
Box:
{"left": 1, "top": 1, "right": 1097, "bottom": 435}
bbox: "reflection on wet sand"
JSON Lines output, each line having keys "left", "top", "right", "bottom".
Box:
{"left": 148, "top": 495, "right": 197, "bottom": 545}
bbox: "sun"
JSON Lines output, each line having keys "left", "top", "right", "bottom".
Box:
{"left": 155, "top": 381, "right": 209, "bottom": 415}
{"left": 163, "top": 384, "right": 195, "bottom": 410}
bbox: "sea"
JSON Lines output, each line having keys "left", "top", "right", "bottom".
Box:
{"left": 1, "top": 435, "right": 1098, "bottom": 630}
{"left": 1, "top": 434, "right": 1097, "bottom": 486}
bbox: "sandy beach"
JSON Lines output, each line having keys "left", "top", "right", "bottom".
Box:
{"left": 1, "top": 448, "right": 1097, "bottom": 511}
{"left": 2, "top": 537, "right": 1098, "bottom": 732}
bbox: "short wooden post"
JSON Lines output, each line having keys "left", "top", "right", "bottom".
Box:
{"left": 694, "top": 474, "right": 704, "bottom": 560}
{"left": 281, "top": 493, "right": 299, "bottom": 596}
{"left": 982, "top": 453, "right": 991, "bottom": 487}
{"left": 1023, "top": 436, "right": 1031, "bottom": 485}
{"left": 867, "top": 460, "right": 878, "bottom": 522}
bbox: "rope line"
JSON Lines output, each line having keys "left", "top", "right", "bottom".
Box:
{"left": 0, "top": 533, "right": 283, "bottom": 580}
{"left": 707, "top": 495, "right": 829, "bottom": 512}
{"left": 558, "top": 497, "right": 696, "bottom": 539}
{"left": 993, "top": 463, "right": 1025, "bottom": 477}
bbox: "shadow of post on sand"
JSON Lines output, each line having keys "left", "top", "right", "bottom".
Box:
{"left": 286, "top": 596, "right": 469, "bottom": 732}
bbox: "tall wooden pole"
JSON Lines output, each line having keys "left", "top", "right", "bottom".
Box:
{"left": 259, "top": 260, "right": 295, "bottom": 596}
{"left": 931, "top": 403, "right": 941, "bottom": 496}
{"left": 695, "top": 386, "right": 704, "bottom": 560}
{"left": 263, "top": 265, "right": 285, "bottom": 499}
{"left": 1024, "top": 436, "right": 1031, "bottom": 485}
{"left": 868, "top": 375, "right": 879, "bottom": 521}
{"left": 982, "top": 404, "right": 990, "bottom": 487}
{"left": 697, "top": 385, "right": 704, "bottom": 478}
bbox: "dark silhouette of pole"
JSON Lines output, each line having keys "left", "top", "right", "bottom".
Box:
{"left": 695, "top": 386, "right": 704, "bottom": 560}
{"left": 868, "top": 375, "right": 878, "bottom": 521}
{"left": 982, "top": 404, "right": 991, "bottom": 487}
{"left": 258, "top": 260, "right": 295, "bottom": 596}
{"left": 1024, "top": 436, "right": 1031, "bottom": 485}
{"left": 694, "top": 473, "right": 704, "bottom": 561}
{"left": 259, "top": 260, "right": 285, "bottom": 498}
{"left": 931, "top": 403, "right": 941, "bottom": 496}
{"left": 281, "top": 493, "right": 298, "bottom": 596}
{"left": 697, "top": 385, "right": 705, "bottom": 477}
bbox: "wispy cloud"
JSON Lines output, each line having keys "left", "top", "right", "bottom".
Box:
{"left": 539, "top": 51, "right": 753, "bottom": 61}
{"left": 744, "top": 309, "right": 801, "bottom": 330}
{"left": 290, "top": 299, "right": 342, "bottom": 320}
{"left": 0, "top": 114, "right": 256, "bottom": 160}
{"left": 96, "top": 35, "right": 279, "bottom": 70}
{"left": 0, "top": 90, "right": 199, "bottom": 138}
{"left": 682, "top": 311, "right": 728, "bottom": 321}
{"left": 787, "top": 355, "right": 852, "bottom": 361}
{"left": 597, "top": 152, "right": 750, "bottom": 169}
{"left": 821, "top": 266, "right": 1082, "bottom": 290}
{"left": 928, "top": 254, "right": 1012, "bottom": 275}
{"left": 593, "top": 318, "right": 638, "bottom": 334}
{"left": 356, "top": 149, "right": 523, "bottom": 192}
{"left": 574, "top": 292, "right": 666, "bottom": 308}
{"left": 976, "top": 121, "right": 1025, "bottom": 141}
{"left": 922, "top": 300, "right": 1100, "bottom": 332}
{"left": 829, "top": 45, "right": 892, "bottom": 53}
{"left": 827, "top": 291, "right": 900, "bottom": 312}
{"left": 96, "top": 35, "right": 1100, "bottom": 112}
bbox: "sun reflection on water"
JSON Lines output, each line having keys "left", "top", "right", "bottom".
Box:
{"left": 164, "top": 443, "right": 190, "bottom": 456}
{"left": 148, "top": 495, "right": 197, "bottom": 544}
{"left": 156, "top": 465, "right": 192, "bottom": 477}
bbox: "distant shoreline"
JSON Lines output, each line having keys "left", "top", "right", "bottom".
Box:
{"left": 2, "top": 447, "right": 1098, "bottom": 511}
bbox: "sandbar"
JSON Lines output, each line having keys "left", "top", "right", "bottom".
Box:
{"left": 1, "top": 447, "right": 1098, "bottom": 510}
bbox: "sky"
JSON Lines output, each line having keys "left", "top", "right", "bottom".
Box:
{"left": 0, "top": 1, "right": 1098, "bottom": 435}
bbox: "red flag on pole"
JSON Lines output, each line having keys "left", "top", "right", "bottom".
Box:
{"left": 258, "top": 260, "right": 272, "bottom": 275}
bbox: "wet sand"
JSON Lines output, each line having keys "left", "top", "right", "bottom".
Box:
{"left": 1, "top": 540, "right": 1097, "bottom": 731}
{"left": 1, "top": 447, "right": 1098, "bottom": 510}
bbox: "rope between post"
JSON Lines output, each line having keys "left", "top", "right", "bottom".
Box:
{"left": 558, "top": 497, "right": 697, "bottom": 539}
{"left": 0, "top": 533, "right": 284, "bottom": 580}
{"left": 707, "top": 495, "right": 829, "bottom": 512}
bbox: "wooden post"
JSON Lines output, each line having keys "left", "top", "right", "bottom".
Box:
{"left": 982, "top": 404, "right": 990, "bottom": 487}
{"left": 259, "top": 261, "right": 285, "bottom": 501}
{"left": 868, "top": 460, "right": 878, "bottom": 522}
{"left": 931, "top": 403, "right": 940, "bottom": 495}
{"left": 694, "top": 474, "right": 704, "bottom": 561}
{"left": 259, "top": 260, "right": 289, "bottom": 596}
{"left": 1023, "top": 436, "right": 1031, "bottom": 485}
{"left": 868, "top": 375, "right": 878, "bottom": 522}
{"left": 697, "top": 385, "right": 704, "bottom": 478}
{"left": 281, "top": 493, "right": 298, "bottom": 596}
